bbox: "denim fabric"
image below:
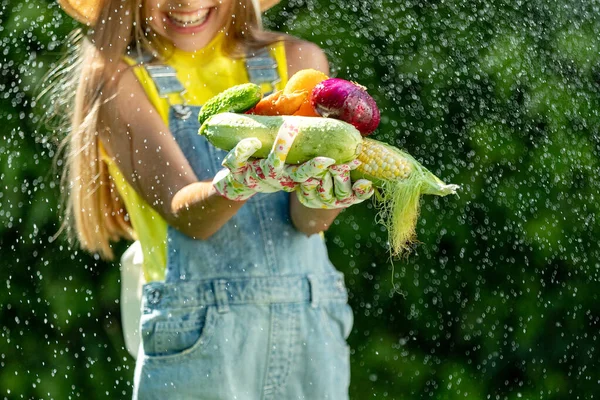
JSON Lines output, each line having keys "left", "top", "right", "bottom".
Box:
{"left": 133, "top": 59, "right": 353, "bottom": 399}
{"left": 134, "top": 274, "right": 352, "bottom": 399}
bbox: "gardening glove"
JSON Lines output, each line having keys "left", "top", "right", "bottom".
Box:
{"left": 213, "top": 121, "right": 305, "bottom": 201}
{"left": 292, "top": 159, "right": 375, "bottom": 209}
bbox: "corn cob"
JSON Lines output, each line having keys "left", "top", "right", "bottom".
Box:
{"left": 355, "top": 139, "right": 412, "bottom": 183}
{"left": 351, "top": 138, "right": 459, "bottom": 256}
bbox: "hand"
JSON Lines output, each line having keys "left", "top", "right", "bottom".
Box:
{"left": 213, "top": 121, "right": 303, "bottom": 201}
{"left": 293, "top": 159, "right": 375, "bottom": 209}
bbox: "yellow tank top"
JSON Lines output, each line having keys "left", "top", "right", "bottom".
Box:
{"left": 102, "top": 33, "right": 289, "bottom": 282}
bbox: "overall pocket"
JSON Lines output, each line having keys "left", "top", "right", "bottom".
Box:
{"left": 141, "top": 305, "right": 217, "bottom": 361}
{"left": 318, "top": 300, "right": 354, "bottom": 351}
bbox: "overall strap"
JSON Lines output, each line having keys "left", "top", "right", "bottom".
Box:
{"left": 126, "top": 48, "right": 192, "bottom": 119}
{"left": 129, "top": 46, "right": 282, "bottom": 120}
{"left": 245, "top": 48, "right": 281, "bottom": 96}
{"left": 144, "top": 64, "right": 192, "bottom": 120}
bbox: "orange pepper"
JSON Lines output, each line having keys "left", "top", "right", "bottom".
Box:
{"left": 250, "top": 90, "right": 307, "bottom": 116}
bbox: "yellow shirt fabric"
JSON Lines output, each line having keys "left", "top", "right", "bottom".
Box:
{"left": 102, "top": 33, "right": 289, "bottom": 282}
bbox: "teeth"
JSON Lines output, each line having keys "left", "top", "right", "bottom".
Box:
{"left": 168, "top": 10, "right": 209, "bottom": 26}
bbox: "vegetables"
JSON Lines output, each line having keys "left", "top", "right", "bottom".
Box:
{"left": 198, "top": 77, "right": 459, "bottom": 257}
{"left": 351, "top": 138, "right": 459, "bottom": 256}
{"left": 199, "top": 112, "right": 459, "bottom": 257}
{"left": 311, "top": 78, "right": 380, "bottom": 136}
{"left": 199, "top": 112, "right": 363, "bottom": 165}
{"left": 198, "top": 83, "right": 262, "bottom": 126}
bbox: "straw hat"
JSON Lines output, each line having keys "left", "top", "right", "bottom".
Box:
{"left": 58, "top": 0, "right": 282, "bottom": 26}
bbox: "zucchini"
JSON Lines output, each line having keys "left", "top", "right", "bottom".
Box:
{"left": 199, "top": 112, "right": 363, "bottom": 164}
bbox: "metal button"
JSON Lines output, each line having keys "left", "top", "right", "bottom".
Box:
{"left": 173, "top": 104, "right": 191, "bottom": 120}
{"left": 148, "top": 288, "right": 162, "bottom": 305}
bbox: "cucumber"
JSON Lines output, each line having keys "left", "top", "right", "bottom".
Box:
{"left": 198, "top": 83, "right": 262, "bottom": 126}
{"left": 199, "top": 113, "right": 363, "bottom": 164}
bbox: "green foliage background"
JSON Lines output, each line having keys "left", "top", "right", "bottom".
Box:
{"left": 2, "top": 0, "right": 600, "bottom": 398}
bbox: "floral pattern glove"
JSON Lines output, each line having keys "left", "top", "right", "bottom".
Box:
{"left": 213, "top": 122, "right": 305, "bottom": 201}
{"left": 292, "top": 159, "right": 375, "bottom": 209}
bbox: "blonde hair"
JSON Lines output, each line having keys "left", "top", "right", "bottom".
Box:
{"left": 49, "top": 0, "right": 284, "bottom": 259}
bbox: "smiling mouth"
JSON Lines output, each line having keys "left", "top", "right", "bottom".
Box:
{"left": 167, "top": 8, "right": 212, "bottom": 28}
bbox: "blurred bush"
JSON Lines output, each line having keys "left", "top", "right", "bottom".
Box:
{"left": 1, "top": 0, "right": 599, "bottom": 398}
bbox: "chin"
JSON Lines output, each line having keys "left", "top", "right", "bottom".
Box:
{"left": 170, "top": 32, "right": 218, "bottom": 51}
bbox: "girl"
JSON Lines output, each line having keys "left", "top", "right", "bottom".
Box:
{"left": 56, "top": 0, "right": 373, "bottom": 398}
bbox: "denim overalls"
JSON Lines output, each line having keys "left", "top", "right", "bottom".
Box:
{"left": 132, "top": 49, "right": 354, "bottom": 400}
